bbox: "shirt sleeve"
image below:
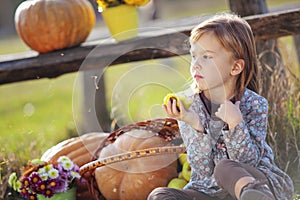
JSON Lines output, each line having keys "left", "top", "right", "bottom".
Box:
{"left": 223, "top": 96, "right": 268, "bottom": 167}
{"left": 178, "top": 120, "right": 215, "bottom": 177}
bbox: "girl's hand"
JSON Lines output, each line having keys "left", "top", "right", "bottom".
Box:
{"left": 215, "top": 100, "right": 243, "bottom": 130}
{"left": 162, "top": 98, "right": 204, "bottom": 131}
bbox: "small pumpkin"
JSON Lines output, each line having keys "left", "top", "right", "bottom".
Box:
{"left": 14, "top": 0, "right": 96, "bottom": 53}
{"left": 41, "top": 132, "right": 109, "bottom": 167}
{"left": 95, "top": 130, "right": 178, "bottom": 200}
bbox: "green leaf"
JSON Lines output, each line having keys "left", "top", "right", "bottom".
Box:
{"left": 13, "top": 180, "right": 21, "bottom": 191}
{"left": 31, "top": 159, "right": 44, "bottom": 166}
{"left": 8, "top": 173, "right": 17, "bottom": 187}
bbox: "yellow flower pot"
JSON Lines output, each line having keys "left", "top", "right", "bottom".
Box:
{"left": 101, "top": 5, "right": 138, "bottom": 41}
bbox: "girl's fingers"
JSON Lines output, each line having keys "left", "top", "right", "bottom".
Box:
{"left": 235, "top": 100, "right": 241, "bottom": 108}
{"left": 162, "top": 104, "right": 168, "bottom": 114}
{"left": 172, "top": 99, "right": 180, "bottom": 114}
{"left": 178, "top": 99, "right": 185, "bottom": 112}
{"left": 215, "top": 102, "right": 227, "bottom": 120}
{"left": 215, "top": 109, "right": 221, "bottom": 119}
{"left": 162, "top": 99, "right": 175, "bottom": 117}
{"left": 215, "top": 103, "right": 223, "bottom": 114}
{"left": 165, "top": 100, "right": 172, "bottom": 116}
{"left": 215, "top": 100, "right": 242, "bottom": 125}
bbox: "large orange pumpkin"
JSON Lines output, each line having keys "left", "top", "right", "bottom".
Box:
{"left": 14, "top": 0, "right": 96, "bottom": 53}
{"left": 41, "top": 132, "right": 109, "bottom": 167}
{"left": 95, "top": 130, "right": 178, "bottom": 200}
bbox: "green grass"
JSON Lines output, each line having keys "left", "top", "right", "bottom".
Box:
{"left": 278, "top": 36, "right": 300, "bottom": 76}
{"left": 0, "top": 73, "right": 79, "bottom": 199}
{"left": 266, "top": 0, "right": 300, "bottom": 7}
{"left": 0, "top": 73, "right": 77, "bottom": 161}
{"left": 0, "top": 36, "right": 28, "bottom": 55}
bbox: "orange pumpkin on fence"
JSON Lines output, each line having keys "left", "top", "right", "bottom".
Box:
{"left": 14, "top": 0, "right": 96, "bottom": 53}
{"left": 94, "top": 130, "right": 178, "bottom": 200}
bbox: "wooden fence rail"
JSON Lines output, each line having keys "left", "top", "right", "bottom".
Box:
{"left": 0, "top": 8, "right": 299, "bottom": 85}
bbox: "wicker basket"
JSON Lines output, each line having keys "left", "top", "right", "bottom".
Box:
{"left": 79, "top": 118, "right": 186, "bottom": 200}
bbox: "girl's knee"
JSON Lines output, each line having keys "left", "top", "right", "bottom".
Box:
{"left": 214, "top": 159, "right": 236, "bottom": 178}
{"left": 147, "top": 187, "right": 175, "bottom": 200}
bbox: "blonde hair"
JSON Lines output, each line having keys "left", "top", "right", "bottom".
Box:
{"left": 190, "top": 13, "right": 259, "bottom": 100}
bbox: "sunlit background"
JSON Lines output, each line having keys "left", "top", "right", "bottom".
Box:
{"left": 1, "top": 0, "right": 300, "bottom": 197}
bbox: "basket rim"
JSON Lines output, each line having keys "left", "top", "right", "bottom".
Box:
{"left": 79, "top": 145, "right": 186, "bottom": 176}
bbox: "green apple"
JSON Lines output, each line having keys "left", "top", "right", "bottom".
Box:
{"left": 178, "top": 172, "right": 184, "bottom": 179}
{"left": 182, "top": 161, "right": 191, "bottom": 182}
{"left": 178, "top": 153, "right": 187, "bottom": 166}
{"left": 167, "top": 178, "right": 188, "bottom": 189}
{"left": 163, "top": 93, "right": 192, "bottom": 111}
{"left": 163, "top": 93, "right": 180, "bottom": 111}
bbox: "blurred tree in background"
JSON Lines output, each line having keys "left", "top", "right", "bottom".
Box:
{"left": 0, "top": 0, "right": 25, "bottom": 37}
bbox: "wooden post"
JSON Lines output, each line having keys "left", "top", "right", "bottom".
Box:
{"left": 229, "top": 0, "right": 268, "bottom": 15}
{"left": 293, "top": 34, "right": 300, "bottom": 71}
{"left": 228, "top": 0, "right": 282, "bottom": 96}
{"left": 81, "top": 69, "right": 112, "bottom": 133}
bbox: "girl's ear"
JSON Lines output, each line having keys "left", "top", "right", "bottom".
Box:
{"left": 231, "top": 59, "right": 244, "bottom": 76}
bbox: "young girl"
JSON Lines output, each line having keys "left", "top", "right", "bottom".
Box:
{"left": 148, "top": 13, "right": 294, "bottom": 200}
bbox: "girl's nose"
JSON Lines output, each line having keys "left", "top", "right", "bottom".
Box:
{"left": 191, "top": 63, "right": 202, "bottom": 71}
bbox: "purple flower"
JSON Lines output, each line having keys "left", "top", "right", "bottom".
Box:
{"left": 19, "top": 186, "right": 29, "bottom": 198}
{"left": 29, "top": 173, "right": 42, "bottom": 185}
{"left": 53, "top": 178, "right": 69, "bottom": 193}
{"left": 48, "top": 179, "right": 58, "bottom": 188}
{"left": 17, "top": 156, "right": 81, "bottom": 198}
{"left": 20, "top": 176, "right": 30, "bottom": 187}
{"left": 44, "top": 188, "right": 54, "bottom": 198}
{"left": 28, "top": 193, "right": 38, "bottom": 200}
{"left": 36, "top": 182, "right": 47, "bottom": 193}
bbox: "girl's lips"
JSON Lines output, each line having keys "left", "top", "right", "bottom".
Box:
{"left": 194, "top": 75, "right": 204, "bottom": 79}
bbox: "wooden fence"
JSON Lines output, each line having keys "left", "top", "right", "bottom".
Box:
{"left": 0, "top": 8, "right": 299, "bottom": 85}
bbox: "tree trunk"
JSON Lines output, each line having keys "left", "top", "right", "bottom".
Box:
{"left": 228, "top": 0, "right": 283, "bottom": 96}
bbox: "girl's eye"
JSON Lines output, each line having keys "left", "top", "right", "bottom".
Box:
{"left": 203, "top": 55, "right": 212, "bottom": 59}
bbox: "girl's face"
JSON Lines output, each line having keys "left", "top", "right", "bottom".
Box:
{"left": 190, "top": 31, "right": 239, "bottom": 102}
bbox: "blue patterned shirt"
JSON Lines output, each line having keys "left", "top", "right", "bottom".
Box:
{"left": 178, "top": 89, "right": 294, "bottom": 200}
